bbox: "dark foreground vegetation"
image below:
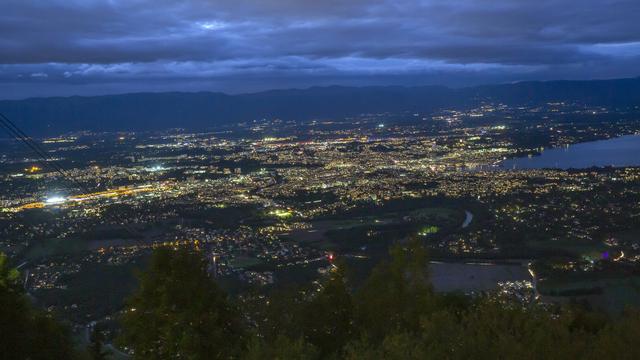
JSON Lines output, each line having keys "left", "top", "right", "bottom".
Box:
{"left": 0, "top": 254, "right": 75, "bottom": 359}
{"left": 4, "top": 244, "right": 640, "bottom": 359}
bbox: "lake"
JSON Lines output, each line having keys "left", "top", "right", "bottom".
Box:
{"left": 501, "top": 134, "right": 640, "bottom": 170}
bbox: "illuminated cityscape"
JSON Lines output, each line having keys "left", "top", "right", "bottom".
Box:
{"left": 1, "top": 100, "right": 640, "bottom": 329}
{"left": 2, "top": 0, "right": 640, "bottom": 357}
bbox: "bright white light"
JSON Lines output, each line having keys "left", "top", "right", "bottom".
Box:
{"left": 45, "top": 196, "right": 66, "bottom": 205}
{"left": 146, "top": 165, "right": 166, "bottom": 172}
{"left": 377, "top": 123, "right": 385, "bottom": 128}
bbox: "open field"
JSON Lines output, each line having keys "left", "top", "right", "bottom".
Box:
{"left": 287, "top": 204, "right": 463, "bottom": 252}
{"left": 526, "top": 238, "right": 608, "bottom": 257}
{"left": 26, "top": 237, "right": 88, "bottom": 260}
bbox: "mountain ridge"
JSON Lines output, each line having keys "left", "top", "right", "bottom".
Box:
{"left": 1, "top": 77, "right": 640, "bottom": 136}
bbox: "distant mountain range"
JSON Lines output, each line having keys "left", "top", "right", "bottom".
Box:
{"left": 1, "top": 77, "right": 640, "bottom": 136}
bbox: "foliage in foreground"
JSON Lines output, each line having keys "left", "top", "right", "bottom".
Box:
{"left": 0, "top": 253, "right": 76, "bottom": 360}
{"left": 119, "top": 247, "right": 246, "bottom": 359}
{"left": 5, "top": 242, "right": 640, "bottom": 359}
{"left": 119, "top": 243, "right": 640, "bottom": 359}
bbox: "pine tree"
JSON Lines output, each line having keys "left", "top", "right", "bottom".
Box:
{"left": 0, "top": 253, "right": 76, "bottom": 360}
{"left": 119, "top": 247, "right": 245, "bottom": 359}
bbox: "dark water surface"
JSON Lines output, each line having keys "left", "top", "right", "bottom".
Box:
{"left": 501, "top": 134, "right": 640, "bottom": 169}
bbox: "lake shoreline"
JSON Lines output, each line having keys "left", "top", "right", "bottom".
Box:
{"left": 500, "top": 134, "right": 640, "bottom": 170}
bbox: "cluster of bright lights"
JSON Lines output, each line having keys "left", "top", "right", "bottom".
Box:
{"left": 146, "top": 165, "right": 167, "bottom": 172}
{"left": 269, "top": 209, "right": 293, "bottom": 218}
{"left": 44, "top": 196, "right": 66, "bottom": 205}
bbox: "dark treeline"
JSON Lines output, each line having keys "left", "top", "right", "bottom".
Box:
{"left": 0, "top": 254, "right": 75, "bottom": 360}
{"left": 4, "top": 244, "right": 640, "bottom": 359}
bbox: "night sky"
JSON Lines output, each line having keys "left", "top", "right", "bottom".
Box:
{"left": 1, "top": 0, "right": 639, "bottom": 99}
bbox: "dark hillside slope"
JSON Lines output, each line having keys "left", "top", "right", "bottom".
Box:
{"left": 1, "top": 77, "right": 639, "bottom": 136}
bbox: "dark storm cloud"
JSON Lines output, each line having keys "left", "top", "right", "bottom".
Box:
{"left": 1, "top": 0, "right": 639, "bottom": 98}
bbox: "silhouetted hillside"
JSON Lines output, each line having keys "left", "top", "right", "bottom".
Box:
{"left": 1, "top": 77, "right": 639, "bottom": 136}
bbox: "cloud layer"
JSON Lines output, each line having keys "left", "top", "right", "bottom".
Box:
{"left": 1, "top": 0, "right": 639, "bottom": 98}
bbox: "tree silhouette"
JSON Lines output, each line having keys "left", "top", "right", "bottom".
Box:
{"left": 119, "top": 247, "right": 245, "bottom": 359}
{"left": 0, "top": 253, "right": 75, "bottom": 360}
{"left": 114, "top": 243, "right": 640, "bottom": 359}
